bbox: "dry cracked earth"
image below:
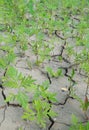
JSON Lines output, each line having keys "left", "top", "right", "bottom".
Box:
{"left": 0, "top": 18, "right": 88, "bottom": 130}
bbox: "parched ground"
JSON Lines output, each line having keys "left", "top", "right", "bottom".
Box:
{"left": 0, "top": 18, "right": 88, "bottom": 130}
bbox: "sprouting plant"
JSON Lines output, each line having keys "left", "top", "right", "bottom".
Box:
{"left": 71, "top": 90, "right": 89, "bottom": 120}
{"left": 0, "top": 0, "right": 89, "bottom": 129}
{"left": 66, "top": 45, "right": 75, "bottom": 59}
{"left": 1, "top": 65, "right": 57, "bottom": 128}
{"left": 69, "top": 114, "right": 89, "bottom": 130}
{"left": 46, "top": 66, "right": 62, "bottom": 78}
{"left": 31, "top": 39, "right": 53, "bottom": 65}
{"left": 22, "top": 99, "right": 57, "bottom": 128}
{"left": 18, "top": 127, "right": 23, "bottom": 130}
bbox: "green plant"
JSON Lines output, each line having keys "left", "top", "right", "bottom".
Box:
{"left": 0, "top": 0, "right": 59, "bottom": 128}
{"left": 46, "top": 66, "right": 62, "bottom": 78}
{"left": 69, "top": 114, "right": 89, "bottom": 130}
{"left": 0, "top": 0, "right": 89, "bottom": 129}
{"left": 31, "top": 39, "right": 53, "bottom": 65}
{"left": 22, "top": 99, "right": 56, "bottom": 128}
{"left": 2, "top": 65, "right": 57, "bottom": 128}
{"left": 18, "top": 127, "right": 23, "bottom": 130}
{"left": 71, "top": 91, "right": 89, "bottom": 120}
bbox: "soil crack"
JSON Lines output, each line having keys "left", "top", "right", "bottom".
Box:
{"left": 0, "top": 105, "right": 7, "bottom": 127}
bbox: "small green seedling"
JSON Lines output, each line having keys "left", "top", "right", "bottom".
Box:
{"left": 69, "top": 114, "right": 89, "bottom": 130}
{"left": 46, "top": 67, "right": 62, "bottom": 78}
{"left": 72, "top": 93, "right": 89, "bottom": 120}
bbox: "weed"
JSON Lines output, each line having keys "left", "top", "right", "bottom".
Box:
{"left": 69, "top": 114, "right": 89, "bottom": 130}
{"left": 0, "top": 0, "right": 89, "bottom": 128}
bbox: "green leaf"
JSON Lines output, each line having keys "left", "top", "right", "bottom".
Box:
{"left": 48, "top": 109, "right": 57, "bottom": 117}
{"left": 15, "top": 92, "right": 29, "bottom": 108}
{"left": 5, "top": 93, "right": 15, "bottom": 102}
{"left": 28, "top": 0, "right": 34, "bottom": 14}
{"left": 22, "top": 105, "right": 35, "bottom": 121}
{"left": 71, "top": 69, "right": 75, "bottom": 78}
{"left": 71, "top": 114, "right": 78, "bottom": 125}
